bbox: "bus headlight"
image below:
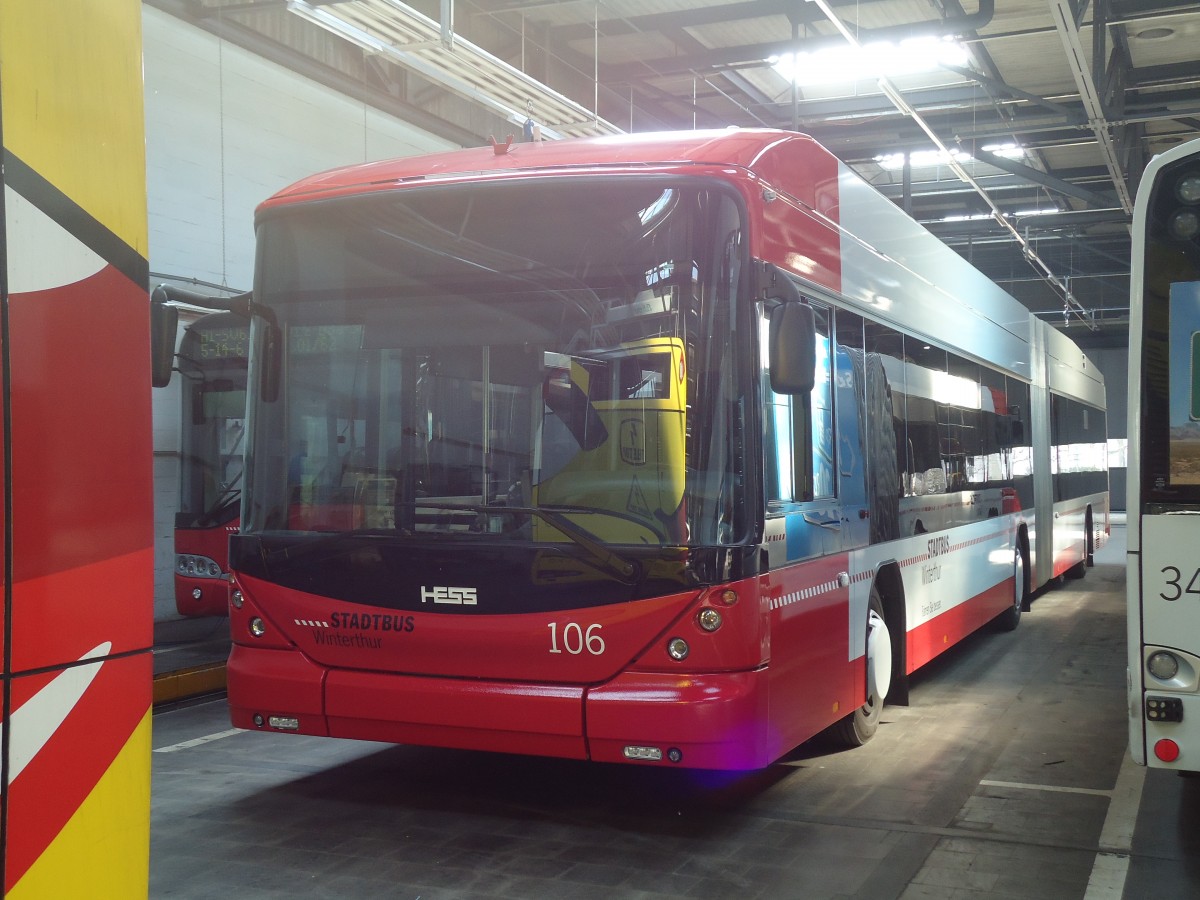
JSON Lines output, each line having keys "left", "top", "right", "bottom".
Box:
{"left": 249, "top": 617, "right": 266, "bottom": 638}
{"left": 1177, "top": 173, "right": 1200, "bottom": 204}
{"left": 1148, "top": 650, "right": 1180, "bottom": 681}
{"left": 1168, "top": 209, "right": 1199, "bottom": 241}
{"left": 697, "top": 608, "right": 723, "bottom": 632}
{"left": 667, "top": 637, "right": 689, "bottom": 660}
{"left": 175, "top": 554, "right": 224, "bottom": 579}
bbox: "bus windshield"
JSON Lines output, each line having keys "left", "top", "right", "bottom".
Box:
{"left": 244, "top": 179, "right": 750, "bottom": 549}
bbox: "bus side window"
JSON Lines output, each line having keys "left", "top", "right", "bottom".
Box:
{"left": 946, "top": 354, "right": 983, "bottom": 490}
{"left": 980, "top": 365, "right": 1012, "bottom": 490}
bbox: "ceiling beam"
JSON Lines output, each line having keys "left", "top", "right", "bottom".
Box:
{"left": 1048, "top": 0, "right": 1133, "bottom": 211}
{"left": 939, "top": 63, "right": 1084, "bottom": 123}
{"left": 923, "top": 208, "right": 1130, "bottom": 235}
{"left": 962, "top": 143, "right": 1116, "bottom": 207}
{"left": 480, "top": 0, "right": 889, "bottom": 43}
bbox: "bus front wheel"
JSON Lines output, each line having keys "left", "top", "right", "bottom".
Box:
{"left": 828, "top": 587, "right": 889, "bottom": 747}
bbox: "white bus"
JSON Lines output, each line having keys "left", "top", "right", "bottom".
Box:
{"left": 1128, "top": 136, "right": 1200, "bottom": 772}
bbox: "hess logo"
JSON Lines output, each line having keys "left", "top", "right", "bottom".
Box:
{"left": 420, "top": 585, "right": 478, "bottom": 605}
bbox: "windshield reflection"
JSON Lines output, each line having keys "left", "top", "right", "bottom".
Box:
{"left": 245, "top": 180, "right": 749, "bottom": 550}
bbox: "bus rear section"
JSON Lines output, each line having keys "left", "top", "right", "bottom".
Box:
{"left": 1128, "top": 138, "right": 1200, "bottom": 772}
{"left": 1045, "top": 323, "right": 1109, "bottom": 584}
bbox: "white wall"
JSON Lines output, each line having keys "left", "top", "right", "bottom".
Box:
{"left": 145, "top": 5, "right": 460, "bottom": 618}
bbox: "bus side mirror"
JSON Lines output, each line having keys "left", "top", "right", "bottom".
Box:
{"left": 769, "top": 302, "right": 816, "bottom": 395}
{"left": 150, "top": 297, "right": 178, "bottom": 388}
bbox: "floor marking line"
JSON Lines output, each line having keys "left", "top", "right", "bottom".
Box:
{"left": 1082, "top": 752, "right": 1145, "bottom": 900}
{"left": 979, "top": 779, "right": 1113, "bottom": 798}
{"left": 1097, "top": 751, "right": 1145, "bottom": 852}
{"left": 1085, "top": 852, "right": 1132, "bottom": 900}
{"left": 154, "top": 728, "right": 243, "bottom": 753}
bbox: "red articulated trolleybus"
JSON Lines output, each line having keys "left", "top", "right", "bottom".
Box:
{"left": 227, "top": 130, "right": 1108, "bottom": 769}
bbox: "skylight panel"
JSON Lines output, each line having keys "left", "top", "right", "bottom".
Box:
{"left": 773, "top": 35, "right": 969, "bottom": 87}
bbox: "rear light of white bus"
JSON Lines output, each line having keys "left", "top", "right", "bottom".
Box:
{"left": 1154, "top": 738, "right": 1181, "bottom": 764}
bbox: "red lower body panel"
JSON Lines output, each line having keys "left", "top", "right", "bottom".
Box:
{"left": 1052, "top": 542, "right": 1086, "bottom": 578}
{"left": 228, "top": 643, "right": 586, "bottom": 758}
{"left": 228, "top": 644, "right": 774, "bottom": 768}
{"left": 586, "top": 670, "right": 771, "bottom": 769}
{"left": 227, "top": 643, "right": 328, "bottom": 735}
{"left": 907, "top": 576, "right": 1015, "bottom": 672}
{"left": 174, "top": 575, "right": 230, "bottom": 617}
{"left": 325, "top": 670, "right": 586, "bottom": 758}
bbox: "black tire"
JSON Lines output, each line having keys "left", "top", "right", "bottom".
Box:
{"left": 827, "top": 587, "right": 887, "bottom": 747}
{"left": 994, "top": 547, "right": 1025, "bottom": 632}
{"left": 1066, "top": 509, "right": 1091, "bottom": 579}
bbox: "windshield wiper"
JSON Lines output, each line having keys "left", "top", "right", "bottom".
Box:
{"left": 196, "top": 487, "right": 241, "bottom": 528}
{"left": 408, "top": 501, "right": 643, "bottom": 586}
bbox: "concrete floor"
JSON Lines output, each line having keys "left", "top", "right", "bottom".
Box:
{"left": 149, "top": 525, "right": 1198, "bottom": 899}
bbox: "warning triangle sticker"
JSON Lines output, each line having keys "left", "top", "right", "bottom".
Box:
{"left": 626, "top": 476, "right": 651, "bottom": 517}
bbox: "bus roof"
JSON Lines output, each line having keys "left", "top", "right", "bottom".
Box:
{"left": 260, "top": 129, "right": 832, "bottom": 209}
{"left": 254, "top": 128, "right": 1104, "bottom": 393}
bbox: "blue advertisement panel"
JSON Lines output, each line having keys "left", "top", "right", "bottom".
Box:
{"left": 1169, "top": 281, "right": 1200, "bottom": 483}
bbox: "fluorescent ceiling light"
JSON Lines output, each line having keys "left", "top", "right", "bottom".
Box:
{"left": 874, "top": 142, "right": 1027, "bottom": 171}
{"left": 773, "top": 36, "right": 969, "bottom": 87}
{"left": 938, "top": 207, "right": 1058, "bottom": 224}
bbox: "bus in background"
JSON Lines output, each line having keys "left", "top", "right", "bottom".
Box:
{"left": 173, "top": 309, "right": 248, "bottom": 617}
{"left": 227, "top": 129, "right": 1107, "bottom": 770}
{"left": 1127, "top": 136, "right": 1200, "bottom": 773}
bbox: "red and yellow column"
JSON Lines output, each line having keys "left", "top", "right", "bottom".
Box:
{"left": 1, "top": 1, "right": 152, "bottom": 896}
